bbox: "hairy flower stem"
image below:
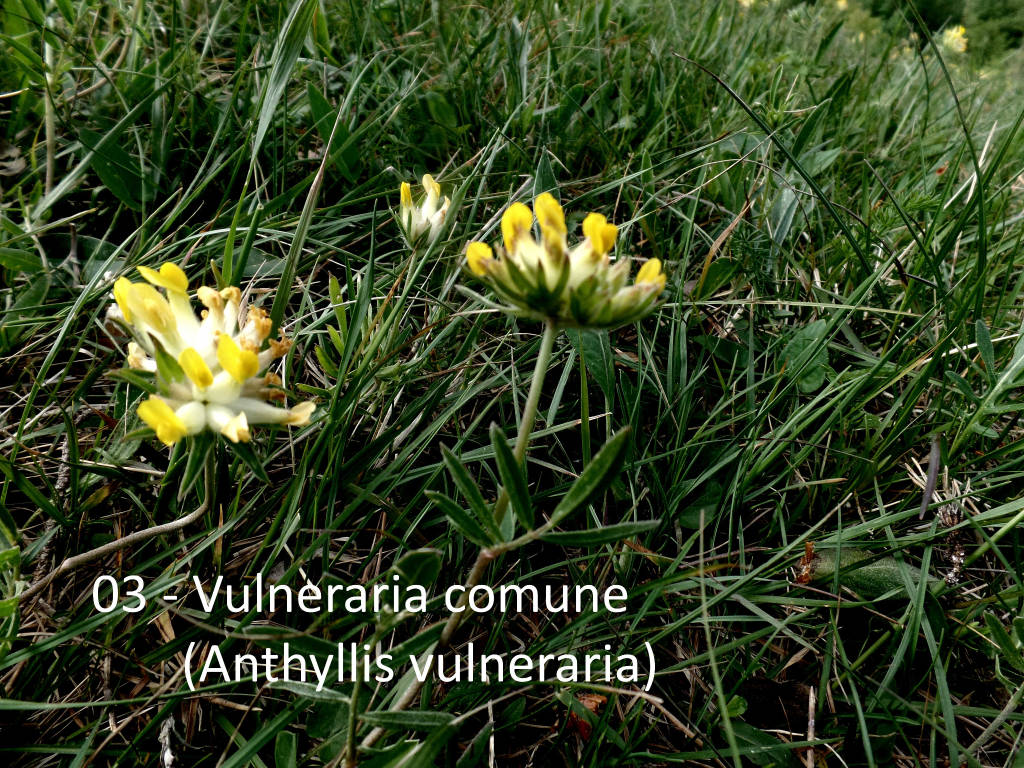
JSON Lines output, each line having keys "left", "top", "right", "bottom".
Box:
{"left": 492, "top": 318, "right": 557, "bottom": 529}
{"left": 21, "top": 448, "right": 216, "bottom": 604}
{"left": 442, "top": 318, "right": 557, "bottom": 641}
{"left": 360, "top": 319, "right": 558, "bottom": 754}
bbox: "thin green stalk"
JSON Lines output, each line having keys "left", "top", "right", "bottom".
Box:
{"left": 493, "top": 318, "right": 558, "bottom": 529}
{"left": 443, "top": 318, "right": 557, "bottom": 639}
{"left": 360, "top": 319, "right": 559, "bottom": 754}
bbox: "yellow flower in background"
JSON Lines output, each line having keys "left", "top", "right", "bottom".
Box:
{"left": 110, "top": 263, "right": 315, "bottom": 446}
{"left": 464, "top": 193, "right": 666, "bottom": 329}
{"left": 941, "top": 25, "right": 967, "bottom": 54}
{"left": 398, "top": 173, "right": 451, "bottom": 246}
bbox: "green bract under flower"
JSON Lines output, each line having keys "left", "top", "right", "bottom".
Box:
{"left": 464, "top": 193, "right": 666, "bottom": 329}
{"left": 110, "top": 263, "right": 315, "bottom": 446}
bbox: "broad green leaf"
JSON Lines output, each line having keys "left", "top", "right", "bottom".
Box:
{"left": 424, "top": 91, "right": 458, "bottom": 131}
{"left": 729, "top": 721, "right": 798, "bottom": 766}
{"left": 985, "top": 614, "right": 1024, "bottom": 672}
{"left": 79, "top": 128, "right": 149, "bottom": 209}
{"left": 0, "top": 247, "right": 42, "bottom": 273}
{"left": 534, "top": 152, "right": 558, "bottom": 200}
{"left": 0, "top": 457, "right": 65, "bottom": 525}
{"left": 217, "top": 702, "right": 304, "bottom": 768}
{"left": 274, "top": 731, "right": 297, "bottom": 768}
{"left": 273, "top": 681, "right": 350, "bottom": 703}
{"left": 229, "top": 441, "right": 271, "bottom": 484}
{"left": 693, "top": 257, "right": 739, "bottom": 300}
{"left": 780, "top": 319, "right": 829, "bottom": 393}
{"left": 307, "top": 84, "right": 358, "bottom": 181}
{"left": 566, "top": 329, "right": 615, "bottom": 401}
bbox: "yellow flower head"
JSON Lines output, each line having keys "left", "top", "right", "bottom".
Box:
{"left": 397, "top": 173, "right": 452, "bottom": 246}
{"left": 111, "top": 263, "right": 316, "bottom": 446}
{"left": 464, "top": 193, "right": 667, "bottom": 329}
{"left": 940, "top": 25, "right": 967, "bottom": 54}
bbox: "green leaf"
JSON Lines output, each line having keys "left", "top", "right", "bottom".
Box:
{"left": 361, "top": 710, "right": 455, "bottom": 731}
{"left": 534, "top": 152, "right": 558, "bottom": 200}
{"left": 79, "top": 128, "right": 149, "bottom": 209}
{"left": 985, "top": 613, "right": 1024, "bottom": 672}
{"left": 424, "top": 91, "right": 458, "bottom": 131}
{"left": 107, "top": 368, "right": 157, "bottom": 394}
{"left": 253, "top": 0, "right": 318, "bottom": 156}
{"left": 229, "top": 441, "right": 271, "bottom": 484}
{"left": 274, "top": 731, "right": 297, "bottom": 768}
{"left": 541, "top": 520, "right": 657, "bottom": 546}
{"left": 0, "top": 247, "right": 42, "bottom": 274}
{"left": 693, "top": 257, "right": 739, "bottom": 300}
{"left": 274, "top": 681, "right": 350, "bottom": 703}
{"left": 307, "top": 84, "right": 358, "bottom": 182}
{"left": 152, "top": 344, "right": 185, "bottom": 384}
{"left": 548, "top": 427, "right": 631, "bottom": 527}
{"left": 393, "top": 548, "right": 442, "bottom": 589}
{"left": 426, "top": 490, "right": 494, "bottom": 547}
{"left": 729, "top": 721, "right": 798, "bottom": 766}
{"left": 0, "top": 456, "right": 66, "bottom": 525}
{"left": 441, "top": 446, "right": 501, "bottom": 540}
{"left": 566, "top": 329, "right": 615, "bottom": 401}
{"left": 376, "top": 720, "right": 458, "bottom": 768}
{"left": 489, "top": 424, "right": 532, "bottom": 530}
{"left": 780, "top": 319, "right": 829, "bottom": 393}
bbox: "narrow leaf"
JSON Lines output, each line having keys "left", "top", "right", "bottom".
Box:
{"left": 361, "top": 710, "right": 455, "bottom": 730}
{"left": 548, "top": 427, "right": 631, "bottom": 527}
{"left": 253, "top": 0, "right": 318, "bottom": 156}
{"left": 441, "top": 446, "right": 501, "bottom": 540}
{"left": 541, "top": 520, "right": 657, "bottom": 547}
{"left": 426, "top": 491, "right": 494, "bottom": 547}
{"left": 489, "top": 423, "right": 532, "bottom": 529}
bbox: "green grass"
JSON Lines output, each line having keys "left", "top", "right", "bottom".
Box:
{"left": 4, "top": 0, "right": 1024, "bottom": 765}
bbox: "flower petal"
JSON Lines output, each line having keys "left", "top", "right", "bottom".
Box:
{"left": 137, "top": 396, "right": 188, "bottom": 446}
{"left": 218, "top": 333, "right": 259, "bottom": 383}
{"left": 534, "top": 193, "right": 566, "bottom": 241}
{"left": 138, "top": 262, "right": 189, "bottom": 294}
{"left": 179, "top": 347, "right": 213, "bottom": 389}
{"left": 501, "top": 202, "right": 533, "bottom": 253}
{"left": 466, "top": 242, "right": 493, "bottom": 276}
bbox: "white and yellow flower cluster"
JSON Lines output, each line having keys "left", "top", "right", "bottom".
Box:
{"left": 940, "top": 25, "right": 967, "bottom": 54}
{"left": 398, "top": 174, "right": 451, "bottom": 246}
{"left": 464, "top": 193, "right": 666, "bottom": 329}
{"left": 111, "top": 263, "right": 315, "bottom": 446}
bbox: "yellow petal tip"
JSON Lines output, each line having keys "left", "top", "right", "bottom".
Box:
{"left": 466, "top": 242, "right": 493, "bottom": 276}
{"left": 179, "top": 347, "right": 213, "bottom": 389}
{"left": 137, "top": 397, "right": 188, "bottom": 446}
{"left": 217, "top": 334, "right": 259, "bottom": 383}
